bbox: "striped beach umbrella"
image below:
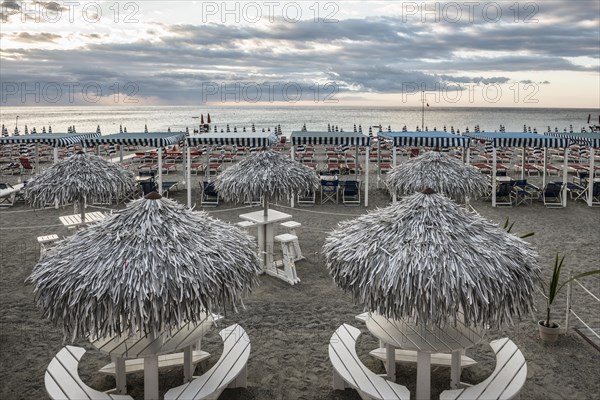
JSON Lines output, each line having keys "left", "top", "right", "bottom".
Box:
{"left": 28, "top": 192, "right": 261, "bottom": 341}
{"left": 323, "top": 189, "right": 539, "bottom": 328}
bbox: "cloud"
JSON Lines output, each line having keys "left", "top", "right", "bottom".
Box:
{"left": 11, "top": 31, "right": 61, "bottom": 43}
{"left": 0, "top": 1, "right": 598, "bottom": 105}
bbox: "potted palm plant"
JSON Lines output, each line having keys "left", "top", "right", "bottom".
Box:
{"left": 538, "top": 254, "right": 600, "bottom": 342}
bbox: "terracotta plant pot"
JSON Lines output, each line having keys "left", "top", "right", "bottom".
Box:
{"left": 538, "top": 320, "right": 561, "bottom": 342}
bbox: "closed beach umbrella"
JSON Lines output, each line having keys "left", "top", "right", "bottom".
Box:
{"left": 207, "top": 113, "right": 211, "bottom": 124}
{"left": 24, "top": 152, "right": 136, "bottom": 223}
{"left": 386, "top": 151, "right": 489, "bottom": 202}
{"left": 28, "top": 193, "right": 262, "bottom": 341}
{"left": 201, "top": 114, "right": 204, "bottom": 124}
{"left": 323, "top": 189, "right": 539, "bottom": 328}
{"left": 214, "top": 149, "right": 319, "bottom": 216}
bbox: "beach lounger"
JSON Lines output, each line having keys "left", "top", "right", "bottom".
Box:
{"left": 514, "top": 163, "right": 539, "bottom": 176}
{"left": 0, "top": 182, "right": 19, "bottom": 207}
{"left": 496, "top": 182, "right": 514, "bottom": 207}
{"left": 19, "top": 157, "right": 35, "bottom": 174}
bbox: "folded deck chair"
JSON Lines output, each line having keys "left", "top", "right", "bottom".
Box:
{"left": 19, "top": 157, "right": 34, "bottom": 174}
{"left": 496, "top": 182, "right": 514, "bottom": 207}
{"left": 342, "top": 180, "right": 360, "bottom": 205}
{"left": 140, "top": 181, "right": 158, "bottom": 196}
{"left": 201, "top": 181, "right": 219, "bottom": 207}
{"left": 542, "top": 182, "right": 564, "bottom": 208}
{"left": 161, "top": 181, "right": 178, "bottom": 197}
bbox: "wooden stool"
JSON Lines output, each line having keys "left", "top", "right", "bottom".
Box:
{"left": 279, "top": 221, "right": 303, "bottom": 261}
{"left": 271, "top": 234, "right": 300, "bottom": 285}
{"left": 236, "top": 221, "right": 256, "bottom": 234}
{"left": 37, "top": 234, "right": 59, "bottom": 259}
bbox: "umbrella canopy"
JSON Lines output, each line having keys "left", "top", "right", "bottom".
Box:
{"left": 214, "top": 149, "right": 319, "bottom": 214}
{"left": 386, "top": 151, "right": 489, "bottom": 202}
{"left": 24, "top": 152, "right": 136, "bottom": 220}
{"left": 322, "top": 190, "right": 539, "bottom": 328}
{"left": 28, "top": 193, "right": 262, "bottom": 340}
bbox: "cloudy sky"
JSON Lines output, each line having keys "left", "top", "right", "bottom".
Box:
{"left": 1, "top": 0, "right": 598, "bottom": 108}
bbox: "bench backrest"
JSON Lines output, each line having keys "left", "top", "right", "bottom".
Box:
{"left": 329, "top": 324, "right": 409, "bottom": 400}
{"left": 45, "top": 345, "right": 133, "bottom": 400}
{"left": 165, "top": 324, "right": 250, "bottom": 400}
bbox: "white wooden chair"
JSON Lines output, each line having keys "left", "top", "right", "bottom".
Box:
{"left": 270, "top": 233, "right": 300, "bottom": 285}
{"left": 279, "top": 221, "right": 303, "bottom": 261}
{"left": 439, "top": 338, "right": 527, "bottom": 400}
{"left": 329, "top": 324, "right": 410, "bottom": 400}
{"left": 45, "top": 346, "right": 134, "bottom": 400}
{"left": 164, "top": 324, "right": 250, "bottom": 400}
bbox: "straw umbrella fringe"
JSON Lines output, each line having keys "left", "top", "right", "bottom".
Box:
{"left": 322, "top": 191, "right": 539, "bottom": 328}
{"left": 24, "top": 152, "right": 137, "bottom": 221}
{"left": 214, "top": 150, "right": 320, "bottom": 214}
{"left": 386, "top": 151, "right": 489, "bottom": 202}
{"left": 28, "top": 195, "right": 262, "bottom": 341}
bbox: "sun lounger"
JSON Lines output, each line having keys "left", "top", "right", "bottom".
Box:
{"left": 164, "top": 324, "right": 250, "bottom": 400}
{"left": 542, "top": 182, "right": 564, "bottom": 208}
{"left": 201, "top": 181, "right": 219, "bottom": 207}
{"left": 0, "top": 182, "right": 23, "bottom": 207}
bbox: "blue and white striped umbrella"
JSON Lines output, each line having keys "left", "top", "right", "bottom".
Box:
{"left": 187, "top": 132, "right": 277, "bottom": 147}
{"left": 378, "top": 131, "right": 471, "bottom": 148}
{"left": 290, "top": 131, "right": 371, "bottom": 146}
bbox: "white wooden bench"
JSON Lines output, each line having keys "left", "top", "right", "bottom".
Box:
{"left": 329, "top": 324, "right": 410, "bottom": 400}
{"left": 45, "top": 345, "right": 134, "bottom": 400}
{"left": 164, "top": 324, "right": 250, "bottom": 400}
{"left": 99, "top": 350, "right": 210, "bottom": 376}
{"left": 440, "top": 338, "right": 527, "bottom": 400}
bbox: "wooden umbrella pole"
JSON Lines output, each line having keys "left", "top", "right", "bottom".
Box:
{"left": 80, "top": 195, "right": 86, "bottom": 224}
{"left": 263, "top": 193, "right": 269, "bottom": 217}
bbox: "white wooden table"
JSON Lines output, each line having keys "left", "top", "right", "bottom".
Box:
{"left": 239, "top": 209, "right": 292, "bottom": 275}
{"left": 91, "top": 313, "right": 213, "bottom": 400}
{"left": 366, "top": 313, "right": 485, "bottom": 400}
{"left": 59, "top": 211, "right": 106, "bottom": 228}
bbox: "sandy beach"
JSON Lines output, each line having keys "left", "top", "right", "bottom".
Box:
{"left": 1, "top": 155, "right": 599, "bottom": 400}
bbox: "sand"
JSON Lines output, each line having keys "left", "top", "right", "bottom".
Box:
{"left": 1, "top": 154, "right": 600, "bottom": 400}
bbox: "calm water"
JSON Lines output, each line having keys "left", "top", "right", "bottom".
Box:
{"left": 1, "top": 106, "right": 598, "bottom": 136}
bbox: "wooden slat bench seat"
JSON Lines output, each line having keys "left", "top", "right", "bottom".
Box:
{"left": 45, "top": 346, "right": 133, "bottom": 400}
{"left": 369, "top": 348, "right": 477, "bottom": 368}
{"left": 329, "top": 324, "right": 410, "bottom": 400}
{"left": 440, "top": 338, "right": 526, "bottom": 400}
{"left": 164, "top": 324, "right": 250, "bottom": 400}
{"left": 99, "top": 350, "right": 210, "bottom": 376}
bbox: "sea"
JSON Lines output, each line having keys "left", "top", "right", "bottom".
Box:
{"left": 1, "top": 106, "right": 599, "bottom": 136}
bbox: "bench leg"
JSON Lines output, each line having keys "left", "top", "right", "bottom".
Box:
{"left": 144, "top": 356, "right": 160, "bottom": 400}
{"left": 385, "top": 344, "right": 396, "bottom": 381}
{"left": 416, "top": 351, "right": 431, "bottom": 400}
{"left": 228, "top": 364, "right": 247, "bottom": 388}
{"left": 184, "top": 346, "right": 194, "bottom": 382}
{"left": 113, "top": 356, "right": 127, "bottom": 394}
{"left": 450, "top": 350, "right": 461, "bottom": 389}
{"left": 333, "top": 370, "right": 346, "bottom": 390}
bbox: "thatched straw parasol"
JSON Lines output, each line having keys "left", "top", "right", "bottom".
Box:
{"left": 323, "top": 189, "right": 539, "bottom": 328}
{"left": 28, "top": 193, "right": 262, "bottom": 341}
{"left": 214, "top": 149, "right": 319, "bottom": 215}
{"left": 386, "top": 151, "right": 489, "bottom": 202}
{"left": 24, "top": 152, "right": 136, "bottom": 223}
